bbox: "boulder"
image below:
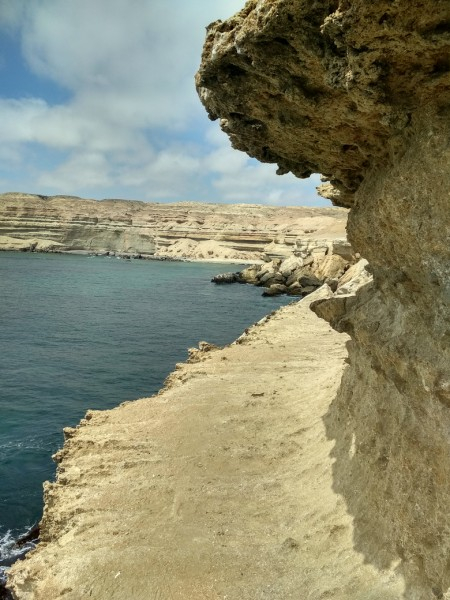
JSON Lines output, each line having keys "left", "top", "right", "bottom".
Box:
{"left": 258, "top": 271, "right": 284, "bottom": 287}
{"left": 336, "top": 259, "right": 372, "bottom": 295}
{"left": 262, "top": 284, "right": 287, "bottom": 296}
{"left": 300, "top": 285, "right": 318, "bottom": 297}
{"left": 286, "top": 283, "right": 303, "bottom": 296}
{"left": 279, "top": 255, "right": 303, "bottom": 278}
{"left": 256, "top": 262, "right": 276, "bottom": 278}
{"left": 298, "top": 275, "right": 323, "bottom": 288}
{"left": 211, "top": 272, "right": 238, "bottom": 284}
{"left": 237, "top": 265, "right": 261, "bottom": 284}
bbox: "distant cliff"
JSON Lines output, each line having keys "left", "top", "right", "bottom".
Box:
{"left": 0, "top": 192, "right": 347, "bottom": 262}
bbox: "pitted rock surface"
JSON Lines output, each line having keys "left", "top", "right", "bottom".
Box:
{"left": 196, "top": 0, "right": 450, "bottom": 206}
{"left": 198, "top": 1, "right": 450, "bottom": 599}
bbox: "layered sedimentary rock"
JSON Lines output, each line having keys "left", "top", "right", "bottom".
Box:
{"left": 0, "top": 193, "right": 347, "bottom": 261}
{"left": 196, "top": 1, "right": 450, "bottom": 598}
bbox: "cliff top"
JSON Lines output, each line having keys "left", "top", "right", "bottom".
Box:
{"left": 0, "top": 191, "right": 346, "bottom": 217}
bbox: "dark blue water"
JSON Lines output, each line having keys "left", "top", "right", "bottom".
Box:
{"left": 0, "top": 252, "right": 292, "bottom": 546}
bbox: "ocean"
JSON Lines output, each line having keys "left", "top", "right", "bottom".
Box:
{"left": 0, "top": 251, "right": 292, "bottom": 573}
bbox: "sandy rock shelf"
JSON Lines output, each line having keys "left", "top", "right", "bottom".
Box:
{"left": 8, "top": 291, "right": 403, "bottom": 599}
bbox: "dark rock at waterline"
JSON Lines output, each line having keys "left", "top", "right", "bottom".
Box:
{"left": 0, "top": 582, "right": 13, "bottom": 600}
{"left": 286, "top": 283, "right": 304, "bottom": 296}
{"left": 300, "top": 285, "right": 318, "bottom": 296}
{"left": 298, "top": 274, "right": 323, "bottom": 288}
{"left": 211, "top": 264, "right": 327, "bottom": 298}
{"left": 211, "top": 250, "right": 352, "bottom": 298}
{"left": 0, "top": 555, "right": 19, "bottom": 569}
{"left": 211, "top": 272, "right": 239, "bottom": 284}
{"left": 258, "top": 272, "right": 285, "bottom": 286}
{"left": 16, "top": 525, "right": 39, "bottom": 549}
{"left": 262, "top": 284, "right": 288, "bottom": 296}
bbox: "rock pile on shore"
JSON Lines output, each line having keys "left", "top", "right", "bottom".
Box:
{"left": 213, "top": 239, "right": 354, "bottom": 296}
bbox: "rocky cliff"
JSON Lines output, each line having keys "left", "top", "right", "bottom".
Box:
{"left": 0, "top": 192, "right": 347, "bottom": 262}
{"left": 6, "top": 1, "right": 450, "bottom": 598}
{"left": 196, "top": 1, "right": 450, "bottom": 598}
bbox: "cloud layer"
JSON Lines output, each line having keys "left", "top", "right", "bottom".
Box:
{"left": 0, "top": 0, "right": 325, "bottom": 206}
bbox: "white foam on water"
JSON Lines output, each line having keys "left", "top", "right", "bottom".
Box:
{"left": 0, "top": 531, "right": 19, "bottom": 561}
{"left": 0, "top": 437, "right": 47, "bottom": 452}
{"left": 0, "top": 566, "right": 9, "bottom": 588}
{"left": 0, "top": 527, "right": 37, "bottom": 585}
{"left": 0, "top": 531, "right": 15, "bottom": 588}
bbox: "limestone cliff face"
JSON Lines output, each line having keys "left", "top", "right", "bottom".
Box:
{"left": 197, "top": 2, "right": 450, "bottom": 598}
{"left": 0, "top": 192, "right": 347, "bottom": 261}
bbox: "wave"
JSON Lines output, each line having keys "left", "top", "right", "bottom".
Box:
{"left": 0, "top": 442, "right": 38, "bottom": 452}
{"left": 0, "top": 526, "right": 39, "bottom": 588}
{"left": 0, "top": 437, "right": 48, "bottom": 452}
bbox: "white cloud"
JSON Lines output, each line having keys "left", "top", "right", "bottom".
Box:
{"left": 38, "top": 151, "right": 111, "bottom": 191}
{"left": 202, "top": 124, "right": 323, "bottom": 206}
{"left": 118, "top": 148, "right": 201, "bottom": 199}
{"left": 0, "top": 97, "right": 142, "bottom": 151}
{"left": 0, "top": 0, "right": 27, "bottom": 31}
{"left": 19, "top": 0, "right": 244, "bottom": 130}
{"left": 0, "top": 0, "right": 325, "bottom": 206}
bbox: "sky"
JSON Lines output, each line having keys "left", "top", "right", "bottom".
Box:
{"left": 0, "top": 0, "right": 326, "bottom": 207}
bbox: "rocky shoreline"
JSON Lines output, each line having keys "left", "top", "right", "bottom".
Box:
{"left": 0, "top": 528, "right": 39, "bottom": 600}
{"left": 0, "top": 246, "right": 258, "bottom": 266}
{"left": 212, "top": 239, "right": 355, "bottom": 296}
{"left": 7, "top": 282, "right": 401, "bottom": 600}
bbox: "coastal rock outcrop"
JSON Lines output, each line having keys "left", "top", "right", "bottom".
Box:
{"left": 196, "top": 1, "right": 450, "bottom": 598}
{"left": 0, "top": 193, "right": 347, "bottom": 262}
{"left": 212, "top": 241, "right": 353, "bottom": 296}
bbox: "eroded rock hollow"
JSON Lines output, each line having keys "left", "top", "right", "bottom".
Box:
{"left": 197, "top": 1, "right": 450, "bottom": 598}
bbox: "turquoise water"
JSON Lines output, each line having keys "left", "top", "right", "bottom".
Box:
{"left": 0, "top": 252, "right": 292, "bottom": 545}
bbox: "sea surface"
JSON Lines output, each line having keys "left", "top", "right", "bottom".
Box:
{"left": 0, "top": 252, "right": 292, "bottom": 569}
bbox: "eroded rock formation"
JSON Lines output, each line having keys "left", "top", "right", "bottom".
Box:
{"left": 5, "top": 1, "right": 450, "bottom": 598}
{"left": 212, "top": 242, "right": 353, "bottom": 296}
{"left": 0, "top": 192, "right": 347, "bottom": 262}
{"left": 197, "top": 1, "right": 450, "bottom": 598}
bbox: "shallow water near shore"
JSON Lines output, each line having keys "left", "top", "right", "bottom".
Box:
{"left": 0, "top": 252, "right": 291, "bottom": 554}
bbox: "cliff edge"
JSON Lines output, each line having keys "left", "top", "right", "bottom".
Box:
{"left": 196, "top": 1, "right": 450, "bottom": 598}
{"left": 7, "top": 291, "right": 404, "bottom": 599}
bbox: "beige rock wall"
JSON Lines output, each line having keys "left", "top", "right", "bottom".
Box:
{"left": 196, "top": 1, "right": 450, "bottom": 598}
{"left": 312, "top": 114, "right": 450, "bottom": 599}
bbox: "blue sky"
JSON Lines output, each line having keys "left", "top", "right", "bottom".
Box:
{"left": 0, "top": 0, "right": 325, "bottom": 206}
